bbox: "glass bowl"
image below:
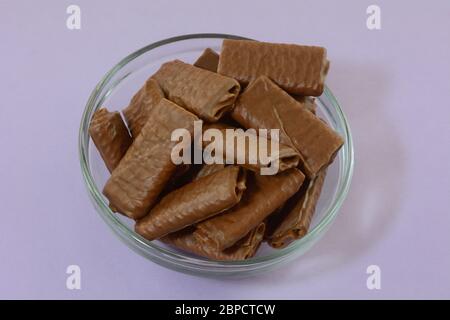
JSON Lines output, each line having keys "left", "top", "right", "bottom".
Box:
{"left": 79, "top": 33, "right": 354, "bottom": 278}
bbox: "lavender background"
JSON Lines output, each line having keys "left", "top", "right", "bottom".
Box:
{"left": 1, "top": 0, "right": 449, "bottom": 299}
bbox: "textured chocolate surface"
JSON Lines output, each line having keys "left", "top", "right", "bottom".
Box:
{"left": 232, "top": 76, "right": 343, "bottom": 178}
{"left": 152, "top": 60, "right": 240, "bottom": 122}
{"left": 218, "top": 39, "right": 328, "bottom": 96}
{"left": 194, "top": 168, "right": 304, "bottom": 250}
{"left": 203, "top": 123, "right": 300, "bottom": 173}
{"left": 194, "top": 164, "right": 226, "bottom": 181}
{"left": 103, "top": 99, "right": 198, "bottom": 220}
{"left": 266, "top": 170, "right": 327, "bottom": 248}
{"left": 293, "top": 96, "right": 317, "bottom": 114}
{"left": 194, "top": 48, "right": 220, "bottom": 72}
{"left": 123, "top": 78, "right": 164, "bottom": 138}
{"left": 160, "top": 163, "right": 194, "bottom": 196}
{"left": 162, "top": 222, "right": 265, "bottom": 261}
{"left": 135, "top": 166, "right": 246, "bottom": 240}
{"left": 89, "top": 108, "right": 132, "bottom": 173}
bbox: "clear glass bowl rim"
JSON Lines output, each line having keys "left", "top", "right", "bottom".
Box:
{"left": 78, "top": 33, "right": 354, "bottom": 273}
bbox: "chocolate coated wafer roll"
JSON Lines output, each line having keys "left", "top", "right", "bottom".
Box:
{"left": 266, "top": 170, "right": 327, "bottom": 248}
{"left": 89, "top": 108, "right": 132, "bottom": 173}
{"left": 123, "top": 78, "right": 164, "bottom": 138}
{"left": 103, "top": 98, "right": 199, "bottom": 220}
{"left": 218, "top": 39, "right": 329, "bottom": 96}
{"left": 232, "top": 76, "right": 343, "bottom": 178}
{"left": 135, "top": 166, "right": 246, "bottom": 240}
{"left": 152, "top": 60, "right": 240, "bottom": 122}
{"left": 162, "top": 222, "right": 265, "bottom": 261}
{"left": 195, "top": 168, "right": 304, "bottom": 250}
{"left": 162, "top": 164, "right": 225, "bottom": 197}
{"left": 194, "top": 48, "right": 220, "bottom": 72}
{"left": 203, "top": 123, "right": 300, "bottom": 174}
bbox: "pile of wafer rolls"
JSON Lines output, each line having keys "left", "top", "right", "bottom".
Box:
{"left": 89, "top": 39, "right": 344, "bottom": 261}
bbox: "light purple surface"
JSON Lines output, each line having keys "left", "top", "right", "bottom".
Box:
{"left": 1, "top": 0, "right": 449, "bottom": 299}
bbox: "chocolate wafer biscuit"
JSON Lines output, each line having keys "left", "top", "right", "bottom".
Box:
{"left": 135, "top": 166, "right": 246, "bottom": 240}
{"left": 162, "top": 222, "right": 265, "bottom": 261}
{"left": 194, "top": 48, "right": 220, "bottom": 72}
{"left": 103, "top": 98, "right": 199, "bottom": 220}
{"left": 232, "top": 76, "right": 343, "bottom": 178}
{"left": 194, "top": 168, "right": 304, "bottom": 250}
{"left": 89, "top": 108, "right": 132, "bottom": 173}
{"left": 218, "top": 39, "right": 329, "bottom": 96}
{"left": 123, "top": 78, "right": 164, "bottom": 138}
{"left": 266, "top": 170, "right": 327, "bottom": 248}
{"left": 152, "top": 60, "right": 240, "bottom": 122}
